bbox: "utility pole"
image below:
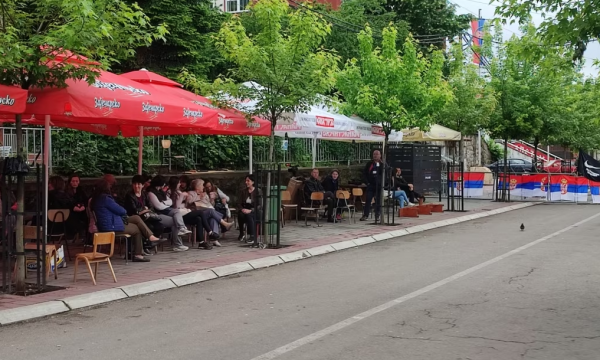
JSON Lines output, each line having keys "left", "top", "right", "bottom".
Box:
{"left": 477, "top": 8, "right": 482, "bottom": 167}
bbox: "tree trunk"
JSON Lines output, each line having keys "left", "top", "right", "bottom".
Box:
{"left": 459, "top": 137, "right": 464, "bottom": 170}
{"left": 380, "top": 133, "right": 389, "bottom": 224}
{"left": 532, "top": 137, "right": 539, "bottom": 173}
{"left": 15, "top": 115, "right": 25, "bottom": 292}
{"left": 502, "top": 137, "right": 508, "bottom": 202}
{"left": 263, "top": 125, "right": 275, "bottom": 245}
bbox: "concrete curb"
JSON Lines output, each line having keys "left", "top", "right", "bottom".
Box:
{"left": 0, "top": 202, "right": 536, "bottom": 326}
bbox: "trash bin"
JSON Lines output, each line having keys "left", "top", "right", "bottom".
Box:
{"left": 268, "top": 185, "right": 286, "bottom": 234}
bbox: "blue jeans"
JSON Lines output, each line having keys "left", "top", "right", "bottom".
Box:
{"left": 392, "top": 190, "right": 409, "bottom": 208}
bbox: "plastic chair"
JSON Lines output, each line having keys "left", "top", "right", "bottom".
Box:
{"left": 73, "top": 232, "right": 117, "bottom": 285}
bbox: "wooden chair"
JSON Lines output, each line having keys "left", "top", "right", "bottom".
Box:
{"left": 48, "top": 209, "right": 71, "bottom": 261}
{"left": 334, "top": 190, "right": 356, "bottom": 223}
{"left": 351, "top": 188, "right": 364, "bottom": 209}
{"left": 281, "top": 190, "right": 298, "bottom": 227}
{"left": 73, "top": 232, "right": 117, "bottom": 285}
{"left": 300, "top": 192, "right": 325, "bottom": 226}
{"left": 19, "top": 226, "right": 59, "bottom": 280}
{"left": 90, "top": 210, "right": 132, "bottom": 263}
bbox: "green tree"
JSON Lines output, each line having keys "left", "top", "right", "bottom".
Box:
{"left": 119, "top": 0, "right": 229, "bottom": 81}
{"left": 437, "top": 42, "right": 497, "bottom": 164}
{"left": 496, "top": 0, "right": 600, "bottom": 61}
{"left": 213, "top": 0, "right": 338, "bottom": 241}
{"left": 336, "top": 25, "right": 452, "bottom": 220}
{"left": 0, "top": 0, "right": 165, "bottom": 292}
{"left": 336, "top": 25, "right": 452, "bottom": 143}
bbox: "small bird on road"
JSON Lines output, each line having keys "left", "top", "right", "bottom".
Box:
{"left": 520, "top": 223, "right": 525, "bottom": 231}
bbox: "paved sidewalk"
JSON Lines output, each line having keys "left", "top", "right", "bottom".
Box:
{"left": 0, "top": 200, "right": 525, "bottom": 317}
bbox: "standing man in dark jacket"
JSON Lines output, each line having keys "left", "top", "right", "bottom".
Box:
{"left": 304, "top": 168, "right": 335, "bottom": 222}
{"left": 361, "top": 150, "right": 384, "bottom": 221}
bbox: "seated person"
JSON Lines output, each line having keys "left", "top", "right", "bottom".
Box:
{"left": 179, "top": 175, "right": 191, "bottom": 192}
{"left": 321, "top": 169, "right": 342, "bottom": 221}
{"left": 48, "top": 176, "right": 73, "bottom": 210}
{"left": 392, "top": 168, "right": 424, "bottom": 204}
{"left": 124, "top": 175, "right": 165, "bottom": 238}
{"left": 205, "top": 180, "right": 231, "bottom": 219}
{"left": 185, "top": 178, "right": 234, "bottom": 247}
{"left": 304, "top": 168, "right": 334, "bottom": 223}
{"left": 91, "top": 179, "right": 161, "bottom": 262}
{"left": 237, "top": 174, "right": 261, "bottom": 243}
{"left": 146, "top": 175, "right": 191, "bottom": 237}
{"left": 66, "top": 174, "right": 89, "bottom": 239}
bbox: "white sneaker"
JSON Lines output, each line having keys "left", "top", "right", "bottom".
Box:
{"left": 173, "top": 245, "right": 189, "bottom": 252}
{"left": 408, "top": 202, "right": 416, "bottom": 207}
{"left": 178, "top": 228, "right": 192, "bottom": 235}
{"left": 212, "top": 240, "right": 222, "bottom": 247}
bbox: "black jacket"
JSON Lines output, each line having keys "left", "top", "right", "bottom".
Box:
{"left": 393, "top": 175, "right": 411, "bottom": 192}
{"left": 321, "top": 175, "right": 339, "bottom": 194}
{"left": 124, "top": 190, "right": 151, "bottom": 217}
{"left": 304, "top": 177, "right": 325, "bottom": 203}
{"left": 48, "top": 190, "right": 73, "bottom": 210}
{"left": 363, "top": 160, "right": 385, "bottom": 187}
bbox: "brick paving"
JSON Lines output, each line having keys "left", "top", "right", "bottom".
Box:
{"left": 0, "top": 200, "right": 515, "bottom": 310}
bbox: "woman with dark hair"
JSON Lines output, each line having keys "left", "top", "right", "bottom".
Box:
{"left": 91, "top": 179, "right": 160, "bottom": 262}
{"left": 65, "top": 174, "right": 89, "bottom": 238}
{"left": 179, "top": 175, "right": 191, "bottom": 192}
{"left": 321, "top": 169, "right": 342, "bottom": 221}
{"left": 392, "top": 168, "right": 423, "bottom": 204}
{"left": 146, "top": 175, "right": 191, "bottom": 251}
{"left": 124, "top": 175, "right": 165, "bottom": 238}
{"left": 204, "top": 180, "right": 231, "bottom": 219}
{"left": 237, "top": 174, "right": 261, "bottom": 243}
{"left": 48, "top": 176, "right": 72, "bottom": 210}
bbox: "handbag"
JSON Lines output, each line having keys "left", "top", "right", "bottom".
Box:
{"left": 142, "top": 211, "right": 162, "bottom": 222}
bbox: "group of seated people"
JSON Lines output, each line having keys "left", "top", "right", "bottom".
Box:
{"left": 302, "top": 166, "right": 424, "bottom": 222}
{"left": 44, "top": 173, "right": 261, "bottom": 263}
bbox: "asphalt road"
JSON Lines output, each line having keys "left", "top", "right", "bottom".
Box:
{"left": 1, "top": 204, "right": 600, "bottom": 360}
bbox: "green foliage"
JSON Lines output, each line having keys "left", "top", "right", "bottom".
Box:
{"left": 496, "top": 0, "right": 600, "bottom": 61}
{"left": 486, "top": 139, "right": 504, "bottom": 162}
{"left": 336, "top": 25, "right": 453, "bottom": 137}
{"left": 213, "top": 0, "right": 339, "bottom": 163}
{"left": 118, "top": 0, "right": 229, "bottom": 81}
{"left": 437, "top": 43, "right": 496, "bottom": 135}
{"left": 0, "top": 0, "right": 166, "bottom": 89}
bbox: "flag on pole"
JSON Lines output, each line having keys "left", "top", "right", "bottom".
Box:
{"left": 471, "top": 19, "right": 485, "bottom": 65}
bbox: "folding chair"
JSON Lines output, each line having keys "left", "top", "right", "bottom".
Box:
{"left": 300, "top": 192, "right": 325, "bottom": 226}
{"left": 73, "top": 232, "right": 117, "bottom": 285}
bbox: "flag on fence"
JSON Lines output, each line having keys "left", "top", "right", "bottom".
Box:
{"left": 449, "top": 172, "right": 484, "bottom": 197}
{"left": 549, "top": 175, "right": 588, "bottom": 202}
{"left": 590, "top": 181, "right": 600, "bottom": 203}
{"left": 497, "top": 174, "right": 524, "bottom": 197}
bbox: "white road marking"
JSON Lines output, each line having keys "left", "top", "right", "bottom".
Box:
{"left": 249, "top": 211, "right": 600, "bottom": 360}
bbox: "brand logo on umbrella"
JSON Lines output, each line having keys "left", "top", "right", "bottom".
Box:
{"left": 142, "top": 103, "right": 165, "bottom": 118}
{"left": 218, "top": 117, "right": 234, "bottom": 127}
{"left": 0, "top": 95, "right": 15, "bottom": 106}
{"left": 183, "top": 108, "right": 203, "bottom": 120}
{"left": 247, "top": 122, "right": 261, "bottom": 129}
{"left": 192, "top": 100, "right": 217, "bottom": 109}
{"left": 316, "top": 116, "right": 334, "bottom": 128}
{"left": 26, "top": 94, "right": 37, "bottom": 104}
{"left": 94, "top": 98, "right": 121, "bottom": 115}
{"left": 93, "top": 80, "right": 151, "bottom": 96}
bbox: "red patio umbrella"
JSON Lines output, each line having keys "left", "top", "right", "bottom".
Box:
{"left": 120, "top": 69, "right": 271, "bottom": 137}
{"left": 0, "top": 84, "right": 28, "bottom": 114}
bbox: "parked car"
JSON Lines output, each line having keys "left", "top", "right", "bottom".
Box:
{"left": 486, "top": 158, "right": 534, "bottom": 173}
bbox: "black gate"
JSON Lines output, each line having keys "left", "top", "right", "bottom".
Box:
{"left": 447, "top": 162, "right": 465, "bottom": 212}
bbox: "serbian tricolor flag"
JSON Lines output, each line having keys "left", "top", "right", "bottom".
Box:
{"left": 497, "top": 174, "right": 524, "bottom": 197}
{"left": 520, "top": 174, "right": 550, "bottom": 198}
{"left": 471, "top": 19, "right": 485, "bottom": 65}
{"left": 449, "top": 172, "right": 484, "bottom": 197}
{"left": 590, "top": 181, "right": 600, "bottom": 203}
{"left": 549, "top": 175, "right": 588, "bottom": 201}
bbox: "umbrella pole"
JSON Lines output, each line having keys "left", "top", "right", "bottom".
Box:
{"left": 44, "top": 115, "right": 50, "bottom": 247}
{"left": 311, "top": 135, "right": 317, "bottom": 169}
{"left": 249, "top": 135, "right": 253, "bottom": 174}
{"left": 138, "top": 126, "right": 143, "bottom": 175}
